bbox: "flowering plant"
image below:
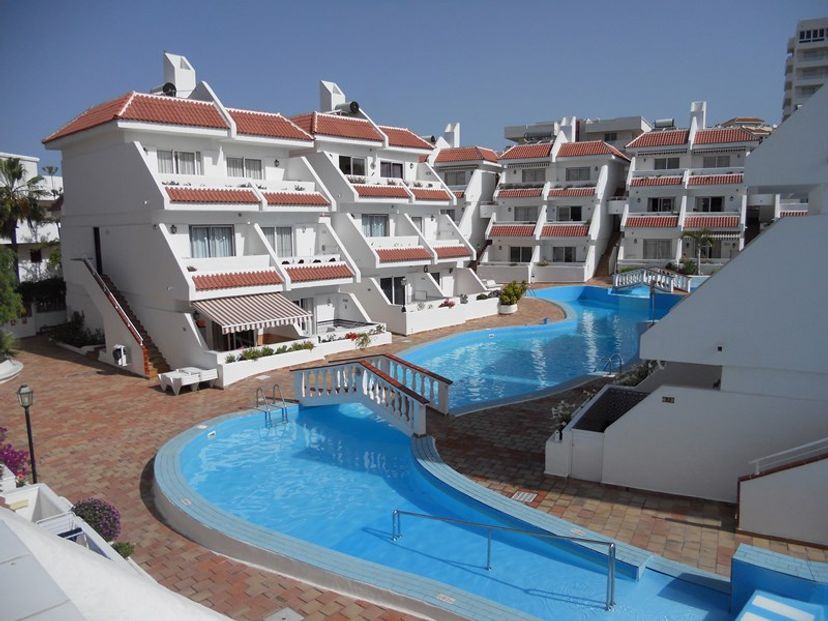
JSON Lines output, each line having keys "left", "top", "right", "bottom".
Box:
{"left": 344, "top": 331, "right": 360, "bottom": 341}
{"left": 439, "top": 299, "right": 455, "bottom": 309}
{"left": 0, "top": 427, "right": 29, "bottom": 479}
{"left": 72, "top": 498, "right": 121, "bottom": 541}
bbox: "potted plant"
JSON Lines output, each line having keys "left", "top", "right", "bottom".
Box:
{"left": 498, "top": 280, "right": 528, "bottom": 315}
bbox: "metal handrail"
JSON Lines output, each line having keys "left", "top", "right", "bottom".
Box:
{"left": 391, "top": 509, "right": 616, "bottom": 610}
{"left": 596, "top": 352, "right": 624, "bottom": 375}
{"left": 256, "top": 383, "right": 289, "bottom": 426}
{"left": 748, "top": 435, "right": 828, "bottom": 475}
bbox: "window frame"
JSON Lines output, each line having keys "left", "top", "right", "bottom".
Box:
{"left": 158, "top": 149, "right": 202, "bottom": 175}
{"left": 509, "top": 246, "right": 533, "bottom": 263}
{"left": 521, "top": 168, "right": 545, "bottom": 183}
{"left": 565, "top": 167, "right": 590, "bottom": 182}
{"left": 654, "top": 157, "right": 680, "bottom": 170}
{"left": 514, "top": 206, "right": 539, "bottom": 222}
{"left": 696, "top": 196, "right": 724, "bottom": 213}
{"left": 379, "top": 160, "right": 404, "bottom": 179}
{"left": 189, "top": 225, "right": 235, "bottom": 258}
{"left": 643, "top": 239, "right": 672, "bottom": 260}
{"left": 557, "top": 206, "right": 583, "bottom": 222}
{"left": 551, "top": 246, "right": 576, "bottom": 263}
{"left": 648, "top": 197, "right": 675, "bottom": 213}
{"left": 339, "top": 155, "right": 366, "bottom": 176}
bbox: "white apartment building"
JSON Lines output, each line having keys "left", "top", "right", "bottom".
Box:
{"left": 477, "top": 117, "right": 629, "bottom": 284}
{"left": 618, "top": 101, "right": 790, "bottom": 274}
{"left": 783, "top": 16, "right": 828, "bottom": 120}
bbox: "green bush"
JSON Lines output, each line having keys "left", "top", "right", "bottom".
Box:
{"left": 239, "top": 348, "right": 263, "bottom": 361}
{"left": 51, "top": 312, "right": 104, "bottom": 347}
{"left": 225, "top": 354, "right": 236, "bottom": 363}
{"left": 112, "top": 541, "right": 134, "bottom": 558}
{"left": 260, "top": 346, "right": 274, "bottom": 356}
{"left": 476, "top": 293, "right": 489, "bottom": 301}
{"left": 499, "top": 280, "right": 528, "bottom": 306}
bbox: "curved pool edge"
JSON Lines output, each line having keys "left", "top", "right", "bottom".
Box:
{"left": 153, "top": 407, "right": 539, "bottom": 621}
{"left": 413, "top": 435, "right": 731, "bottom": 594}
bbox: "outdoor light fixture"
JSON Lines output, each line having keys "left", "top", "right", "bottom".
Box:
{"left": 16, "top": 384, "right": 37, "bottom": 484}
{"left": 170, "top": 224, "right": 178, "bottom": 234}
{"left": 273, "top": 159, "right": 280, "bottom": 167}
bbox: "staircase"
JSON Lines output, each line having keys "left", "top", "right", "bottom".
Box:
{"left": 100, "top": 275, "right": 171, "bottom": 379}
{"left": 470, "top": 239, "right": 492, "bottom": 270}
{"left": 594, "top": 228, "right": 621, "bottom": 279}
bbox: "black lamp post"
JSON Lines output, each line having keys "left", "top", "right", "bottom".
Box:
{"left": 15, "top": 384, "right": 37, "bottom": 484}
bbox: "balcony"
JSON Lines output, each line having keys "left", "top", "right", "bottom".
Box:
{"left": 161, "top": 177, "right": 329, "bottom": 211}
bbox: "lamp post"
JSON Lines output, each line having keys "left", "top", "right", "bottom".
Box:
{"left": 15, "top": 384, "right": 37, "bottom": 484}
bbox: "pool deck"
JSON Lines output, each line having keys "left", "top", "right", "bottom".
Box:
{"left": 1, "top": 291, "right": 825, "bottom": 620}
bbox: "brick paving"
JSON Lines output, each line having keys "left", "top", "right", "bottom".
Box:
{"left": 1, "top": 292, "right": 824, "bottom": 619}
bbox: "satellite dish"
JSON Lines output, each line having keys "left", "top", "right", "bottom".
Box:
{"left": 162, "top": 82, "right": 177, "bottom": 97}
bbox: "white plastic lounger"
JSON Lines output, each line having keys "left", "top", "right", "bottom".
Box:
{"left": 158, "top": 367, "right": 218, "bottom": 395}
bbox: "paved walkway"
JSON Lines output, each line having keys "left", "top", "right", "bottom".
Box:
{"left": 1, "top": 293, "right": 825, "bottom": 620}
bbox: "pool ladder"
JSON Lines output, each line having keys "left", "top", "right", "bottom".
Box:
{"left": 596, "top": 352, "right": 624, "bottom": 376}
{"left": 256, "top": 384, "right": 288, "bottom": 427}
{"left": 391, "top": 509, "right": 616, "bottom": 610}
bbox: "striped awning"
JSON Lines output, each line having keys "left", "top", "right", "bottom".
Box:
{"left": 192, "top": 292, "right": 311, "bottom": 334}
{"left": 709, "top": 233, "right": 741, "bottom": 240}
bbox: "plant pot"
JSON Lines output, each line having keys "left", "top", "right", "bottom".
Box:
{"left": 498, "top": 303, "right": 518, "bottom": 315}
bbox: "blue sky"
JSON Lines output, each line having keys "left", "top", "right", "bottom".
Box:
{"left": 1, "top": 0, "right": 826, "bottom": 169}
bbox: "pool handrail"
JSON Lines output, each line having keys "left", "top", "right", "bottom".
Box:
{"left": 391, "top": 508, "right": 616, "bottom": 611}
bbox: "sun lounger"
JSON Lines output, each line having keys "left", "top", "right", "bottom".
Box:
{"left": 158, "top": 367, "right": 218, "bottom": 395}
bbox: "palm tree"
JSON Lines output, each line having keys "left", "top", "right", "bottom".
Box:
{"left": 0, "top": 157, "right": 48, "bottom": 282}
{"left": 41, "top": 165, "right": 60, "bottom": 197}
{"left": 681, "top": 228, "right": 714, "bottom": 275}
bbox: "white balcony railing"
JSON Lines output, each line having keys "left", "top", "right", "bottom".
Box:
{"left": 158, "top": 174, "right": 317, "bottom": 195}
{"left": 274, "top": 253, "right": 342, "bottom": 265}
{"left": 367, "top": 235, "right": 422, "bottom": 249}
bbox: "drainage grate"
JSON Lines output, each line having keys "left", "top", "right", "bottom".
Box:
{"left": 511, "top": 490, "right": 537, "bottom": 503}
{"left": 256, "top": 374, "right": 272, "bottom": 381}
{"left": 264, "top": 608, "right": 303, "bottom": 621}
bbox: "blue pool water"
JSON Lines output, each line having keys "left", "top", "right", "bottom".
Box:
{"left": 177, "top": 404, "right": 729, "bottom": 620}
{"left": 401, "top": 286, "right": 681, "bottom": 413}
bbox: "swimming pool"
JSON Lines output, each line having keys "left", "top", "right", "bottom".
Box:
{"left": 161, "top": 403, "right": 729, "bottom": 620}
{"left": 401, "top": 286, "right": 681, "bottom": 414}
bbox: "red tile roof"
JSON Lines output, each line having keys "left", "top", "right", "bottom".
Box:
{"left": 411, "top": 187, "right": 452, "bottom": 201}
{"left": 353, "top": 184, "right": 410, "bottom": 199}
{"left": 684, "top": 214, "right": 740, "bottom": 229}
{"left": 263, "top": 191, "right": 329, "bottom": 207}
{"left": 193, "top": 269, "right": 282, "bottom": 291}
{"left": 376, "top": 247, "right": 432, "bottom": 262}
{"left": 780, "top": 210, "right": 808, "bottom": 218}
{"left": 166, "top": 187, "right": 259, "bottom": 204}
{"left": 687, "top": 174, "right": 743, "bottom": 186}
{"left": 625, "top": 215, "right": 679, "bottom": 228}
{"left": 499, "top": 143, "right": 553, "bottom": 160}
{"left": 434, "top": 146, "right": 499, "bottom": 163}
{"left": 556, "top": 141, "right": 630, "bottom": 161}
{"left": 44, "top": 92, "right": 229, "bottom": 143}
{"left": 541, "top": 224, "right": 589, "bottom": 237}
{"left": 435, "top": 246, "right": 471, "bottom": 259}
{"left": 626, "top": 130, "right": 690, "bottom": 149}
{"left": 547, "top": 187, "right": 596, "bottom": 198}
{"left": 227, "top": 109, "right": 313, "bottom": 142}
{"left": 497, "top": 188, "right": 543, "bottom": 199}
{"left": 693, "top": 127, "right": 758, "bottom": 145}
{"left": 489, "top": 224, "right": 536, "bottom": 237}
{"left": 286, "top": 263, "right": 354, "bottom": 282}
{"left": 453, "top": 190, "right": 465, "bottom": 199}
{"left": 629, "top": 176, "right": 684, "bottom": 187}
{"left": 290, "top": 112, "right": 384, "bottom": 142}
{"left": 379, "top": 125, "right": 433, "bottom": 150}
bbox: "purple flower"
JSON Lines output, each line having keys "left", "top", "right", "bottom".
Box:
{"left": 72, "top": 498, "right": 122, "bottom": 541}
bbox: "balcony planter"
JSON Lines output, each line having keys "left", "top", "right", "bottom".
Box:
{"left": 498, "top": 303, "right": 518, "bottom": 315}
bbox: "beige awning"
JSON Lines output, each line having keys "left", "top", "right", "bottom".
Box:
{"left": 193, "top": 292, "right": 311, "bottom": 334}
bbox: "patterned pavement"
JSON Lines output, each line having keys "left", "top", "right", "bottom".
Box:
{"left": 0, "top": 293, "right": 824, "bottom": 620}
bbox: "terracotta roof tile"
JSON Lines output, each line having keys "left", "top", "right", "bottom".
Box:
{"left": 227, "top": 109, "right": 313, "bottom": 141}
{"left": 693, "top": 127, "right": 758, "bottom": 145}
{"left": 376, "top": 247, "right": 432, "bottom": 262}
{"left": 290, "top": 112, "right": 384, "bottom": 142}
{"left": 684, "top": 214, "right": 740, "bottom": 229}
{"left": 264, "top": 191, "right": 329, "bottom": 207}
{"left": 629, "top": 176, "right": 684, "bottom": 187}
{"left": 411, "top": 187, "right": 452, "bottom": 201}
{"left": 166, "top": 187, "right": 259, "bottom": 204}
{"left": 435, "top": 246, "right": 471, "bottom": 259}
{"left": 44, "top": 92, "right": 229, "bottom": 143}
{"left": 434, "top": 146, "right": 499, "bottom": 163}
{"left": 354, "top": 184, "right": 410, "bottom": 199}
{"left": 499, "top": 143, "right": 553, "bottom": 160}
{"left": 379, "top": 125, "right": 433, "bottom": 150}
{"left": 497, "top": 188, "right": 543, "bottom": 199}
{"left": 489, "top": 224, "right": 536, "bottom": 237}
{"left": 626, "top": 130, "right": 690, "bottom": 149}
{"left": 193, "top": 269, "right": 282, "bottom": 291}
{"left": 556, "top": 141, "right": 630, "bottom": 161}
{"left": 625, "top": 215, "right": 679, "bottom": 228}
{"left": 453, "top": 190, "right": 465, "bottom": 199}
{"left": 286, "top": 263, "right": 354, "bottom": 282}
{"left": 547, "top": 187, "right": 596, "bottom": 197}
{"left": 687, "top": 174, "right": 743, "bottom": 186}
{"left": 541, "top": 224, "right": 589, "bottom": 237}
{"left": 780, "top": 210, "right": 808, "bottom": 218}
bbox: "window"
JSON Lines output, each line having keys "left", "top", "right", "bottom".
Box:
{"left": 643, "top": 239, "right": 672, "bottom": 260}
{"left": 604, "top": 132, "right": 618, "bottom": 142}
{"left": 557, "top": 206, "right": 582, "bottom": 222}
{"left": 552, "top": 246, "right": 576, "bottom": 263}
{"left": 509, "top": 246, "right": 533, "bottom": 263}
{"left": 339, "top": 155, "right": 366, "bottom": 176}
{"left": 226, "top": 157, "right": 263, "bottom": 179}
{"left": 380, "top": 161, "right": 404, "bottom": 179}
{"left": 800, "top": 28, "right": 826, "bottom": 42}
{"left": 565, "top": 167, "right": 590, "bottom": 182}
{"left": 443, "top": 170, "right": 467, "bottom": 186}
{"left": 698, "top": 239, "right": 723, "bottom": 259}
{"left": 29, "top": 249, "right": 42, "bottom": 263}
{"left": 430, "top": 271, "right": 441, "bottom": 285}
{"left": 654, "top": 157, "right": 680, "bottom": 170}
{"left": 380, "top": 276, "right": 406, "bottom": 305}
{"left": 702, "top": 155, "right": 730, "bottom": 168}
{"left": 410, "top": 216, "right": 423, "bottom": 231}
{"left": 157, "top": 150, "right": 202, "bottom": 175}
{"left": 212, "top": 323, "right": 255, "bottom": 352}
{"left": 522, "top": 168, "right": 545, "bottom": 183}
{"left": 696, "top": 196, "right": 724, "bottom": 212}
{"left": 190, "top": 225, "right": 234, "bottom": 258}
{"left": 362, "top": 214, "right": 388, "bottom": 237}
{"left": 648, "top": 197, "right": 674, "bottom": 213}
{"left": 514, "top": 206, "right": 538, "bottom": 221}
{"left": 262, "top": 226, "right": 294, "bottom": 258}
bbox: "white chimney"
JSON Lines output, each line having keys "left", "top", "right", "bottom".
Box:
{"left": 320, "top": 81, "right": 346, "bottom": 112}
{"left": 690, "top": 101, "right": 707, "bottom": 130}
{"left": 443, "top": 122, "right": 460, "bottom": 148}
{"left": 162, "top": 53, "right": 196, "bottom": 98}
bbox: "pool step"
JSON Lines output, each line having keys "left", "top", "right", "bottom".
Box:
{"left": 735, "top": 590, "right": 823, "bottom": 621}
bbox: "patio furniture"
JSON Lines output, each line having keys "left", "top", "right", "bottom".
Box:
{"left": 158, "top": 367, "right": 218, "bottom": 395}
